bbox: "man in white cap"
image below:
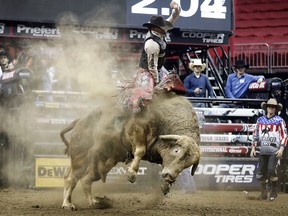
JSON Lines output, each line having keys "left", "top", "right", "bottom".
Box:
{"left": 184, "top": 59, "right": 214, "bottom": 107}
{"left": 250, "top": 98, "right": 287, "bottom": 201}
{"left": 119, "top": 0, "right": 181, "bottom": 112}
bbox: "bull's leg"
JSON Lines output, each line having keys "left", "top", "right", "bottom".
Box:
{"left": 62, "top": 167, "right": 79, "bottom": 210}
{"left": 80, "top": 161, "right": 101, "bottom": 207}
{"left": 126, "top": 124, "right": 147, "bottom": 183}
{"left": 81, "top": 175, "right": 97, "bottom": 206}
{"left": 127, "top": 145, "right": 146, "bottom": 183}
{"left": 81, "top": 158, "right": 117, "bottom": 207}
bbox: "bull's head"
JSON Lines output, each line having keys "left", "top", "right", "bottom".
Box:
{"left": 158, "top": 134, "right": 200, "bottom": 185}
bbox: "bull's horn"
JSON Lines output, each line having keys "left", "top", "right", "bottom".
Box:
{"left": 191, "top": 159, "right": 199, "bottom": 176}
{"left": 159, "top": 135, "right": 182, "bottom": 141}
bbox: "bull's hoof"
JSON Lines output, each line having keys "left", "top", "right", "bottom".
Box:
{"left": 161, "top": 179, "right": 171, "bottom": 195}
{"left": 91, "top": 196, "right": 114, "bottom": 209}
{"left": 126, "top": 171, "right": 136, "bottom": 183}
{"left": 61, "top": 203, "right": 77, "bottom": 211}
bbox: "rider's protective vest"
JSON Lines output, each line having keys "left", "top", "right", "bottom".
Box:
{"left": 139, "top": 31, "right": 167, "bottom": 70}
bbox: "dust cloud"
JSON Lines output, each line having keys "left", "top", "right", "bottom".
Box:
{"left": 0, "top": 8, "right": 186, "bottom": 209}
{"left": 1, "top": 10, "right": 141, "bottom": 190}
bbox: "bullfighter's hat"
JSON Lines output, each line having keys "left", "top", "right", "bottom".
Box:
{"left": 261, "top": 98, "right": 283, "bottom": 112}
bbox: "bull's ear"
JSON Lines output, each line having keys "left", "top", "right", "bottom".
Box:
{"left": 191, "top": 159, "right": 199, "bottom": 176}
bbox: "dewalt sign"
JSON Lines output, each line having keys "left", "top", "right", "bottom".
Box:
{"left": 35, "top": 157, "right": 70, "bottom": 187}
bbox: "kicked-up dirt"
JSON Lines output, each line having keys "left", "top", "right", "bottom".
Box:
{"left": 0, "top": 183, "right": 287, "bottom": 216}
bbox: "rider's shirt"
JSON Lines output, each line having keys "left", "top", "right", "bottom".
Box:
{"left": 138, "top": 31, "right": 166, "bottom": 82}
{"left": 253, "top": 115, "right": 287, "bottom": 155}
{"left": 138, "top": 4, "right": 181, "bottom": 83}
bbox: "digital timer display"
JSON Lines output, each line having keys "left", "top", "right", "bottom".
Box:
{"left": 0, "top": 0, "right": 233, "bottom": 31}
{"left": 127, "top": 0, "right": 233, "bottom": 31}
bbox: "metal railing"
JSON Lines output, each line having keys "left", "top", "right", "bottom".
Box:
{"left": 233, "top": 43, "right": 288, "bottom": 73}
{"left": 233, "top": 43, "right": 270, "bottom": 72}
{"left": 271, "top": 42, "right": 288, "bottom": 72}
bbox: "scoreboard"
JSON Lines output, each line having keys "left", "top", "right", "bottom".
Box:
{"left": 0, "top": 0, "right": 234, "bottom": 31}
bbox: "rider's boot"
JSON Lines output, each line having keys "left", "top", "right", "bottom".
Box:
{"left": 269, "top": 181, "right": 278, "bottom": 201}
{"left": 258, "top": 181, "right": 268, "bottom": 200}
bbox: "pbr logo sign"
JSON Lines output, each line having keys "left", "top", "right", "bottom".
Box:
{"left": 194, "top": 159, "right": 259, "bottom": 189}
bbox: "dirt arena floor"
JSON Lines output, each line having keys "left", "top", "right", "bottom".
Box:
{"left": 1, "top": 183, "right": 288, "bottom": 216}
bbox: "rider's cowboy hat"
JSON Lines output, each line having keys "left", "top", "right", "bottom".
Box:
{"left": 234, "top": 59, "right": 249, "bottom": 69}
{"left": 143, "top": 15, "right": 173, "bottom": 31}
{"left": 261, "top": 98, "right": 283, "bottom": 111}
{"left": 189, "top": 59, "right": 206, "bottom": 71}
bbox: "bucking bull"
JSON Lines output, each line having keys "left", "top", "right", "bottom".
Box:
{"left": 60, "top": 91, "right": 201, "bottom": 210}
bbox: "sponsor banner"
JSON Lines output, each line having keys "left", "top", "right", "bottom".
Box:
{"left": 201, "top": 134, "right": 253, "bottom": 143}
{"left": 124, "top": 28, "right": 230, "bottom": 44}
{"left": 35, "top": 157, "right": 70, "bottom": 187}
{"left": 35, "top": 156, "right": 259, "bottom": 190}
{"left": 200, "top": 146, "right": 249, "bottom": 155}
{"left": 194, "top": 158, "right": 259, "bottom": 189}
{"left": 0, "top": 22, "right": 9, "bottom": 35}
{"left": 0, "top": 21, "right": 230, "bottom": 45}
{"left": 72, "top": 25, "right": 123, "bottom": 41}
{"left": 201, "top": 123, "right": 256, "bottom": 132}
{"left": 34, "top": 101, "right": 89, "bottom": 109}
{"left": 1, "top": 71, "right": 16, "bottom": 81}
{"left": 249, "top": 81, "right": 268, "bottom": 91}
{"left": 13, "top": 22, "right": 61, "bottom": 38}
{"left": 35, "top": 118, "right": 74, "bottom": 125}
{"left": 171, "top": 30, "right": 229, "bottom": 45}
{"left": 194, "top": 108, "right": 264, "bottom": 117}
{"left": 34, "top": 157, "right": 155, "bottom": 188}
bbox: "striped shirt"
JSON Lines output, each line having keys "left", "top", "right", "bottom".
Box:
{"left": 253, "top": 115, "right": 287, "bottom": 154}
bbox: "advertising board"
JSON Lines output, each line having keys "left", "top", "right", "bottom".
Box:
{"left": 0, "top": 21, "right": 230, "bottom": 45}
{"left": 35, "top": 156, "right": 259, "bottom": 190}
{"left": 35, "top": 156, "right": 158, "bottom": 188}
{"left": 193, "top": 157, "right": 259, "bottom": 189}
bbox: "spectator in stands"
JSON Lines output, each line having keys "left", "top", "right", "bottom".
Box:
{"left": 118, "top": 0, "right": 181, "bottom": 112}
{"left": 178, "top": 61, "right": 190, "bottom": 82}
{"left": 0, "top": 52, "right": 15, "bottom": 74}
{"left": 14, "top": 40, "right": 33, "bottom": 69}
{"left": 184, "top": 59, "right": 214, "bottom": 107}
{"left": 220, "top": 59, "right": 265, "bottom": 108}
{"left": 36, "top": 55, "right": 57, "bottom": 102}
{"left": 0, "top": 44, "right": 7, "bottom": 54}
{"left": 0, "top": 45, "right": 5, "bottom": 76}
{"left": 250, "top": 98, "right": 287, "bottom": 201}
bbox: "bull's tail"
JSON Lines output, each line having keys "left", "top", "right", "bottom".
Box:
{"left": 60, "top": 119, "right": 80, "bottom": 155}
